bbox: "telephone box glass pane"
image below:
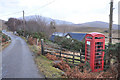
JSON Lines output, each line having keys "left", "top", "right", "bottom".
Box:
{"left": 87, "top": 37, "right": 92, "bottom": 39}
{"left": 95, "top": 37, "right": 103, "bottom": 39}
{"left": 94, "top": 42, "right": 103, "bottom": 69}
{"left": 86, "top": 41, "right": 90, "bottom": 61}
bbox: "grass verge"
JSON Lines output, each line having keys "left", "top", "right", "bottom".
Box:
{"left": 21, "top": 37, "right": 63, "bottom": 78}
{"left": 34, "top": 55, "right": 63, "bottom": 78}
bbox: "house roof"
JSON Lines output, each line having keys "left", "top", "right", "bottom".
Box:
{"left": 50, "top": 32, "right": 87, "bottom": 41}
{"left": 50, "top": 32, "right": 67, "bottom": 41}
{"left": 50, "top": 35, "right": 55, "bottom": 41}
{"left": 67, "top": 33, "right": 87, "bottom": 41}
{"left": 52, "top": 32, "right": 67, "bottom": 37}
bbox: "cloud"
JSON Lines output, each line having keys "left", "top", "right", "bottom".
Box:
{"left": 0, "top": 0, "right": 119, "bottom": 24}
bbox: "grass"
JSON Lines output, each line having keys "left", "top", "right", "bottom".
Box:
{"left": 29, "top": 45, "right": 39, "bottom": 53}
{"left": 23, "top": 38, "right": 63, "bottom": 78}
{"left": 34, "top": 55, "right": 63, "bottom": 78}
{"left": 66, "top": 56, "right": 85, "bottom": 64}
{"left": 20, "top": 36, "right": 28, "bottom": 42}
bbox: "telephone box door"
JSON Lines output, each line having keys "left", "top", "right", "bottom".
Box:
{"left": 85, "top": 40, "right": 91, "bottom": 62}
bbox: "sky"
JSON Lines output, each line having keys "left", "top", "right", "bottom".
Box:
{"left": 0, "top": 0, "right": 119, "bottom": 24}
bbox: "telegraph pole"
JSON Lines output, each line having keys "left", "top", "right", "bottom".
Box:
{"left": 13, "top": 20, "right": 15, "bottom": 33}
{"left": 109, "top": 0, "right": 113, "bottom": 45}
{"left": 107, "top": 0, "right": 114, "bottom": 68}
{"left": 1, "top": 20, "right": 2, "bottom": 30}
{"left": 23, "top": 10, "right": 25, "bottom": 36}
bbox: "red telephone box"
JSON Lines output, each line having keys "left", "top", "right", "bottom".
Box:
{"left": 85, "top": 32, "right": 105, "bottom": 72}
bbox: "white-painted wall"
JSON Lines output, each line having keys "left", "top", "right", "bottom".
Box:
{"left": 66, "top": 35, "right": 71, "bottom": 39}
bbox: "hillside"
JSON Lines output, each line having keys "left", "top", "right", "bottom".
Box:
{"left": 21, "top": 15, "right": 118, "bottom": 30}
{"left": 76, "top": 21, "right": 118, "bottom": 30}
{"left": 20, "top": 15, "right": 74, "bottom": 25}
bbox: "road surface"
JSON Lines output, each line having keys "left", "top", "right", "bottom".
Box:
{"left": 2, "top": 31, "right": 45, "bottom": 78}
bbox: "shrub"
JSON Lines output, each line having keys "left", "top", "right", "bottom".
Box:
{"left": 17, "top": 30, "right": 47, "bottom": 40}
{"left": 104, "top": 43, "right": 120, "bottom": 68}
{"left": 54, "top": 36, "right": 85, "bottom": 52}
{"left": 17, "top": 30, "right": 24, "bottom": 36}
{"left": 53, "top": 60, "right": 71, "bottom": 72}
{"left": 46, "top": 53, "right": 59, "bottom": 60}
{"left": 27, "top": 37, "right": 34, "bottom": 45}
{"left": 65, "top": 65, "right": 118, "bottom": 78}
{"left": 32, "top": 32, "right": 40, "bottom": 39}
{"left": 2, "top": 34, "right": 9, "bottom": 42}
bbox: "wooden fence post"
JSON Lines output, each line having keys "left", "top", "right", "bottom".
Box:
{"left": 36, "top": 38, "right": 39, "bottom": 50}
{"left": 73, "top": 52, "right": 75, "bottom": 64}
{"left": 80, "top": 49, "right": 82, "bottom": 63}
{"left": 37, "top": 38, "right": 39, "bottom": 45}
{"left": 60, "top": 47, "right": 62, "bottom": 57}
{"left": 27, "top": 35, "right": 29, "bottom": 40}
{"left": 41, "top": 39, "right": 44, "bottom": 55}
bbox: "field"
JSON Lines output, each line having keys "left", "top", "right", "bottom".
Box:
{"left": 56, "top": 24, "right": 119, "bottom": 44}
{"left": 72, "top": 29, "right": 119, "bottom": 44}
{"left": 104, "top": 32, "right": 119, "bottom": 44}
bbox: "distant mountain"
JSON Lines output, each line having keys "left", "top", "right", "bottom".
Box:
{"left": 19, "top": 15, "right": 119, "bottom": 30}
{"left": 76, "top": 21, "right": 118, "bottom": 30}
{"left": 20, "top": 15, "right": 74, "bottom": 25}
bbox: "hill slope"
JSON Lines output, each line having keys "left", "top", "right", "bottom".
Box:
{"left": 76, "top": 21, "right": 118, "bottom": 30}
{"left": 20, "top": 15, "right": 74, "bottom": 25}
{"left": 19, "top": 15, "right": 118, "bottom": 30}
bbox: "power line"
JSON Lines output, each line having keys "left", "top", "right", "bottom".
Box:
{"left": 0, "top": 0, "right": 56, "bottom": 17}
{"left": 0, "top": 11, "right": 22, "bottom": 17}
{"left": 26, "top": 0, "right": 55, "bottom": 15}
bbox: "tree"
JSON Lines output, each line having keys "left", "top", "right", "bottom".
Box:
{"left": 5, "top": 18, "right": 22, "bottom": 31}
{"left": 104, "top": 43, "right": 120, "bottom": 70}
{"left": 50, "top": 20, "right": 56, "bottom": 33}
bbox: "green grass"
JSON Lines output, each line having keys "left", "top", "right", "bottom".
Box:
{"left": 24, "top": 37, "right": 63, "bottom": 78}
{"left": 29, "top": 45, "right": 39, "bottom": 53}
{"left": 34, "top": 55, "right": 63, "bottom": 78}
{"left": 20, "top": 36, "right": 28, "bottom": 42}
{"left": 64, "top": 56, "right": 85, "bottom": 64}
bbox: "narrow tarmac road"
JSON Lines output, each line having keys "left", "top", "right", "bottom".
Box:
{"left": 2, "top": 31, "right": 45, "bottom": 78}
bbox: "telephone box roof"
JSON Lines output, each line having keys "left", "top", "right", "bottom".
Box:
{"left": 88, "top": 32, "right": 105, "bottom": 36}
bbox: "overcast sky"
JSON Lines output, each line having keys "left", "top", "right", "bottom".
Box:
{"left": 0, "top": 0, "right": 119, "bottom": 24}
